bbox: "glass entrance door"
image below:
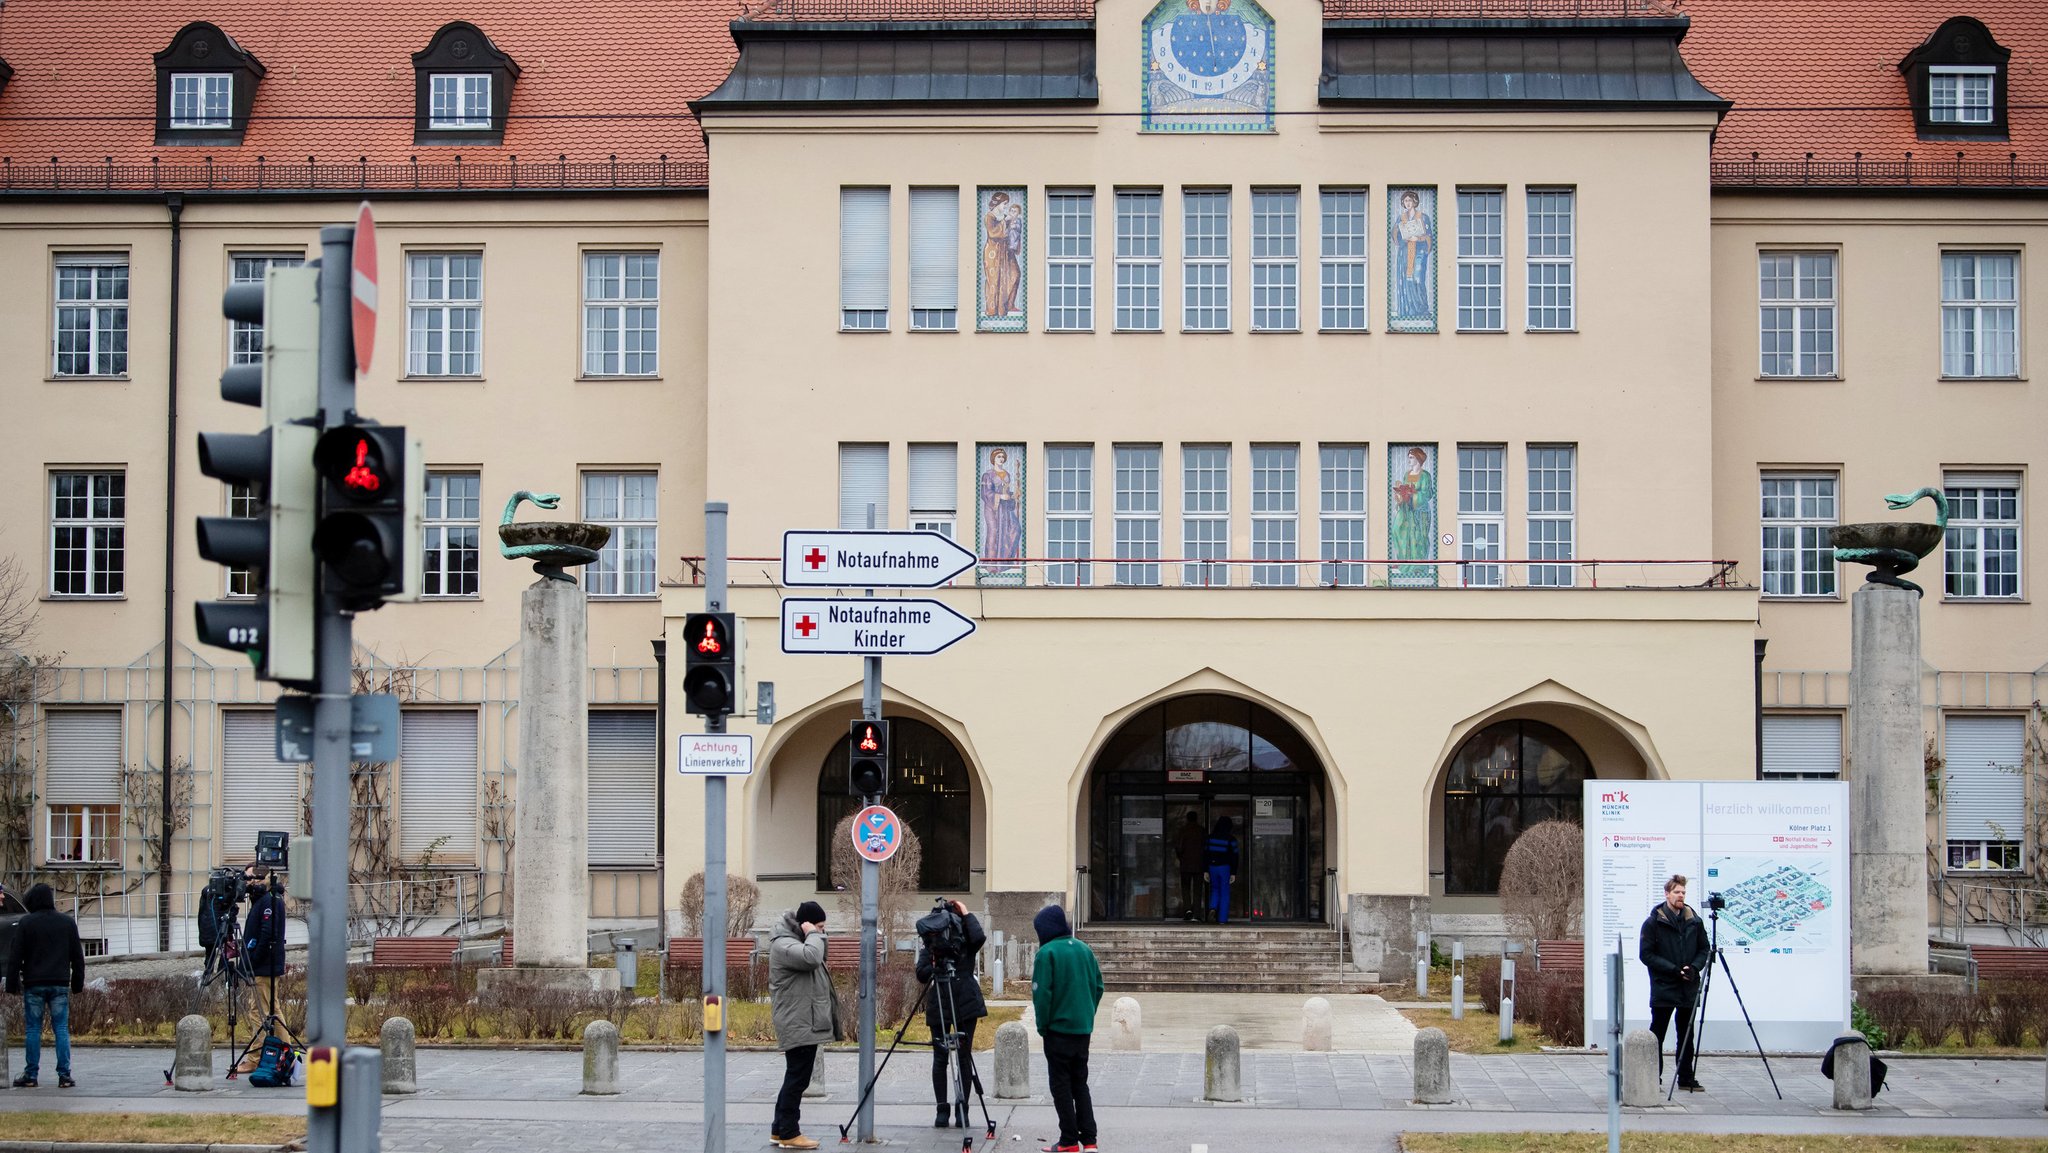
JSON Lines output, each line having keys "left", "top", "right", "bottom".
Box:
{"left": 1111, "top": 795, "right": 1164, "bottom": 920}
{"left": 1248, "top": 795, "right": 1301, "bottom": 920}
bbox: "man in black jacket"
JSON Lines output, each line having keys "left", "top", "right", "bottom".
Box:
{"left": 914, "top": 900, "right": 987, "bottom": 1129}
{"left": 1638, "top": 873, "right": 1710, "bottom": 1092}
{"left": 242, "top": 865, "right": 288, "bottom": 981}
{"left": 6, "top": 883, "right": 86, "bottom": 1088}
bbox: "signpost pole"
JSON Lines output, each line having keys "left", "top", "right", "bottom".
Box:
{"left": 703, "top": 503, "right": 729, "bottom": 1153}
{"left": 1607, "top": 940, "right": 1623, "bottom": 1153}
{"left": 857, "top": 506, "right": 880, "bottom": 1144}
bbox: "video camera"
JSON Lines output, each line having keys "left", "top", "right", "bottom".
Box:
{"left": 1705, "top": 891, "right": 1727, "bottom": 912}
{"left": 916, "top": 898, "right": 966, "bottom": 959}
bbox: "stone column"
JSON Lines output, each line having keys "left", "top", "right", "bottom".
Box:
{"left": 1849, "top": 584, "right": 1928, "bottom": 977}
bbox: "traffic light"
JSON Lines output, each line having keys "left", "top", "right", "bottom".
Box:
{"left": 848, "top": 718, "right": 889, "bottom": 798}
{"left": 682, "top": 612, "right": 739, "bottom": 716}
{"left": 194, "top": 264, "right": 320, "bottom": 684}
{"left": 312, "top": 424, "right": 422, "bottom": 610}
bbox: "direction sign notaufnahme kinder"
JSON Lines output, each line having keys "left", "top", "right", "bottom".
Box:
{"left": 781, "top": 597, "right": 976, "bottom": 657}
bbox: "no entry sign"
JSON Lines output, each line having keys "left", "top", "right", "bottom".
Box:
{"left": 351, "top": 201, "right": 378, "bottom": 376}
{"left": 850, "top": 804, "right": 903, "bottom": 863}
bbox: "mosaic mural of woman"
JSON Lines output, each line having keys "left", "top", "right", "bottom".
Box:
{"left": 1390, "top": 444, "right": 1438, "bottom": 586}
{"left": 978, "top": 189, "right": 1026, "bottom": 331}
{"left": 976, "top": 444, "right": 1025, "bottom": 584}
{"left": 1389, "top": 188, "right": 1437, "bottom": 332}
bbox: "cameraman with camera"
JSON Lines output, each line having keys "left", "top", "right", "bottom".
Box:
{"left": 914, "top": 898, "right": 987, "bottom": 1128}
{"left": 241, "top": 865, "right": 287, "bottom": 982}
{"left": 1638, "top": 873, "right": 1710, "bottom": 1092}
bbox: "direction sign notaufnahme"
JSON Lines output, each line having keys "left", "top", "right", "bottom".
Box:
{"left": 781, "top": 597, "right": 976, "bottom": 656}
{"left": 783, "top": 530, "right": 977, "bottom": 589}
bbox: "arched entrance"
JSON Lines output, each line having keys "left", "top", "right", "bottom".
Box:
{"left": 1440, "top": 718, "right": 1592, "bottom": 894}
{"left": 1086, "top": 694, "right": 1329, "bottom": 923}
{"left": 815, "top": 717, "right": 971, "bottom": 891}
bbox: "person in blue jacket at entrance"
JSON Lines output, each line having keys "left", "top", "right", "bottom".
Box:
{"left": 1204, "top": 816, "right": 1240, "bottom": 924}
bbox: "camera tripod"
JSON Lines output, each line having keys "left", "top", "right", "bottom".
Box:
{"left": 1667, "top": 901, "right": 1781, "bottom": 1102}
{"left": 840, "top": 957, "right": 995, "bottom": 1149}
{"left": 228, "top": 972, "right": 305, "bottom": 1080}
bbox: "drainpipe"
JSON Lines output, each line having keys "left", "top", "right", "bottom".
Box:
{"left": 1753, "top": 637, "right": 1768, "bottom": 780}
{"left": 159, "top": 193, "right": 185, "bottom": 952}
{"left": 652, "top": 637, "right": 666, "bottom": 941}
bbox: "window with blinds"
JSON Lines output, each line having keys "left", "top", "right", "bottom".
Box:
{"left": 840, "top": 187, "right": 889, "bottom": 330}
{"left": 399, "top": 710, "right": 478, "bottom": 862}
{"left": 588, "top": 711, "right": 657, "bottom": 867}
{"left": 44, "top": 709, "right": 122, "bottom": 863}
{"left": 1760, "top": 714, "right": 1842, "bottom": 778}
{"left": 1944, "top": 714, "right": 2025, "bottom": 871}
{"left": 221, "top": 710, "right": 303, "bottom": 860}
{"left": 908, "top": 443, "right": 957, "bottom": 539}
{"left": 909, "top": 188, "right": 959, "bottom": 332}
{"left": 839, "top": 443, "right": 888, "bottom": 530}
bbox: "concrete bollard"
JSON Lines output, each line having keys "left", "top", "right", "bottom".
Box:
{"left": 172, "top": 1014, "right": 213, "bottom": 1091}
{"left": 1621, "top": 1029, "right": 1659, "bottom": 1105}
{"left": 1301, "top": 997, "right": 1333, "bottom": 1052}
{"left": 380, "top": 1016, "right": 418, "bottom": 1094}
{"left": 1830, "top": 1032, "right": 1873, "bottom": 1111}
{"left": 581, "top": 1019, "right": 620, "bottom": 1096}
{"left": 1412, "top": 1027, "right": 1453, "bottom": 1104}
{"left": 994, "top": 1021, "right": 1031, "bottom": 1099}
{"left": 1111, "top": 996, "right": 1143, "bottom": 1051}
{"left": 803, "top": 1050, "right": 828, "bottom": 1099}
{"left": 1204, "top": 1025, "right": 1242, "bottom": 1103}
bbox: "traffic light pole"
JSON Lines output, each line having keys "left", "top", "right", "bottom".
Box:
{"left": 858, "top": 603, "right": 880, "bottom": 1142}
{"left": 702, "top": 503, "right": 729, "bottom": 1153}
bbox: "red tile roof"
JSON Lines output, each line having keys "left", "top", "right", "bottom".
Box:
{"left": 0, "top": 0, "right": 738, "bottom": 192}
{"left": 1680, "top": 0, "right": 2048, "bottom": 186}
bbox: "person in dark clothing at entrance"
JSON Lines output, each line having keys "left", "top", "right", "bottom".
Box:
{"left": 1204, "top": 817, "right": 1240, "bottom": 924}
{"left": 1031, "top": 905, "right": 1102, "bottom": 1153}
{"left": 1639, "top": 873, "right": 1710, "bottom": 1092}
{"left": 768, "top": 900, "right": 836, "bottom": 1149}
{"left": 1174, "top": 811, "right": 1207, "bottom": 921}
{"left": 7, "top": 882, "right": 86, "bottom": 1088}
{"left": 914, "top": 899, "right": 987, "bottom": 1127}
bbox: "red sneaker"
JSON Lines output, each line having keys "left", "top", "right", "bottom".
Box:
{"left": 1039, "top": 1145, "right": 1081, "bottom": 1152}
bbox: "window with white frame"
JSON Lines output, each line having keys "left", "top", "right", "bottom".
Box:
{"left": 1760, "top": 473, "right": 1838, "bottom": 598}
{"left": 1114, "top": 444, "right": 1161, "bottom": 586}
{"left": 1944, "top": 713, "right": 2025, "bottom": 871}
{"left": 51, "top": 471, "right": 124, "bottom": 597}
{"left": 1320, "top": 189, "right": 1368, "bottom": 331}
{"left": 422, "top": 471, "right": 481, "bottom": 597}
{"left": 1251, "top": 444, "right": 1298, "bottom": 586}
{"left": 1183, "top": 190, "right": 1231, "bottom": 332}
{"left": 1046, "top": 190, "right": 1095, "bottom": 331}
{"left": 1761, "top": 714, "right": 1843, "bottom": 779}
{"left": 588, "top": 710, "right": 657, "bottom": 867}
{"left": 428, "top": 73, "right": 492, "bottom": 130}
{"left": 1251, "top": 189, "right": 1299, "bottom": 332}
{"left": 1525, "top": 189, "right": 1575, "bottom": 331}
{"left": 1114, "top": 190, "right": 1163, "bottom": 332}
{"left": 1456, "top": 190, "right": 1505, "bottom": 332}
{"left": 582, "top": 473, "right": 657, "bottom": 597}
{"left": 230, "top": 254, "right": 305, "bottom": 366}
{"left": 169, "top": 73, "right": 232, "bottom": 129}
{"left": 1931, "top": 66, "right": 1996, "bottom": 124}
{"left": 1759, "top": 252, "right": 1837, "bottom": 377}
{"left": 838, "top": 443, "right": 888, "bottom": 530}
{"left": 1457, "top": 445, "right": 1505, "bottom": 587}
{"left": 44, "top": 710, "right": 121, "bottom": 865}
{"left": 54, "top": 254, "right": 129, "bottom": 377}
{"left": 398, "top": 709, "right": 478, "bottom": 861}
{"left": 908, "top": 443, "right": 957, "bottom": 539}
{"left": 406, "top": 252, "right": 482, "bottom": 376}
{"left": 1526, "top": 445, "right": 1576, "bottom": 586}
{"left": 909, "top": 188, "right": 959, "bottom": 332}
{"left": 840, "top": 188, "right": 890, "bottom": 331}
{"left": 1182, "top": 444, "right": 1230, "bottom": 585}
{"left": 1046, "top": 445, "right": 1094, "bottom": 586}
{"left": 225, "top": 482, "right": 262, "bottom": 597}
{"left": 1319, "top": 444, "right": 1367, "bottom": 586}
{"left": 1944, "top": 473, "right": 2021, "bottom": 599}
{"left": 582, "top": 252, "right": 659, "bottom": 376}
{"left": 1941, "top": 252, "right": 2019, "bottom": 377}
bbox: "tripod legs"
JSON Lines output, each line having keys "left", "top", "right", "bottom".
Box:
{"left": 1707, "top": 947, "right": 1782, "bottom": 1099}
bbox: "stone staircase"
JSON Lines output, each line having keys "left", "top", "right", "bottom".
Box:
{"left": 1077, "top": 923, "right": 1382, "bottom": 994}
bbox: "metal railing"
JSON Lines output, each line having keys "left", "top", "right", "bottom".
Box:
{"left": 1935, "top": 877, "right": 2048, "bottom": 950}
{"left": 740, "top": 0, "right": 1092, "bottom": 19}
{"left": 1323, "top": 0, "right": 1677, "bottom": 17}
{"left": 0, "top": 154, "right": 708, "bottom": 195}
{"left": 1714, "top": 152, "right": 2048, "bottom": 190}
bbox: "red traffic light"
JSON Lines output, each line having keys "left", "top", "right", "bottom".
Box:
{"left": 341, "top": 438, "right": 383, "bottom": 494}
{"left": 695, "top": 618, "right": 724, "bottom": 655}
{"left": 857, "top": 724, "right": 880, "bottom": 753}
{"left": 316, "top": 428, "right": 397, "bottom": 505}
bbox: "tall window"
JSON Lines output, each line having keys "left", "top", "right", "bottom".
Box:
{"left": 51, "top": 471, "right": 124, "bottom": 597}
{"left": 428, "top": 74, "right": 491, "bottom": 129}
{"left": 1442, "top": 719, "right": 1590, "bottom": 894}
{"left": 54, "top": 255, "right": 129, "bottom": 377}
{"left": 1046, "top": 190, "right": 1095, "bottom": 331}
{"left": 1759, "top": 252, "right": 1837, "bottom": 377}
{"left": 1182, "top": 445, "right": 1230, "bottom": 585}
{"left": 838, "top": 443, "right": 888, "bottom": 530}
{"left": 1251, "top": 190, "right": 1299, "bottom": 332}
{"left": 1944, "top": 474, "right": 2021, "bottom": 599}
{"left": 225, "top": 483, "right": 261, "bottom": 597}
{"left": 230, "top": 254, "right": 305, "bottom": 366}
{"left": 1760, "top": 473, "right": 1838, "bottom": 598}
{"left": 422, "top": 471, "right": 481, "bottom": 598}
{"left": 1114, "top": 444, "right": 1162, "bottom": 586}
{"left": 582, "top": 473, "right": 657, "bottom": 597}
{"left": 1251, "top": 445, "right": 1298, "bottom": 586}
{"left": 840, "top": 188, "right": 890, "bottom": 331}
{"left": 1114, "top": 191, "right": 1163, "bottom": 332}
{"left": 582, "top": 252, "right": 659, "bottom": 376}
{"left": 1527, "top": 446, "right": 1576, "bottom": 587}
{"left": 1525, "top": 189, "right": 1575, "bottom": 331}
{"left": 1319, "top": 444, "right": 1367, "bottom": 586}
{"left": 1046, "top": 445, "right": 1094, "bottom": 587}
{"left": 44, "top": 710, "right": 122, "bottom": 865}
{"left": 1941, "top": 252, "right": 2019, "bottom": 377}
{"left": 169, "top": 73, "right": 232, "bottom": 129}
{"left": 907, "top": 443, "right": 957, "bottom": 538}
{"left": 1182, "top": 190, "right": 1230, "bottom": 332}
{"left": 1319, "top": 189, "right": 1368, "bottom": 331}
{"left": 1931, "top": 66, "right": 1996, "bottom": 124}
{"left": 406, "top": 252, "right": 482, "bottom": 376}
{"left": 1944, "top": 713, "right": 2025, "bottom": 871}
{"left": 909, "top": 188, "right": 959, "bottom": 332}
{"left": 1457, "top": 445, "right": 1505, "bottom": 588}
{"left": 1456, "top": 190, "right": 1505, "bottom": 332}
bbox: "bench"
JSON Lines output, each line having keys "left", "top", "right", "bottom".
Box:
{"left": 501, "top": 935, "right": 515, "bottom": 966}
{"left": 1534, "top": 939, "right": 1583, "bottom": 975}
{"left": 666, "top": 937, "right": 761, "bottom": 972}
{"left": 371, "top": 935, "right": 459, "bottom": 970}
{"left": 1969, "top": 944, "right": 2048, "bottom": 983}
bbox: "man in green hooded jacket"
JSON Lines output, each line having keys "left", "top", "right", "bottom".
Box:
{"left": 1031, "top": 904, "right": 1102, "bottom": 1153}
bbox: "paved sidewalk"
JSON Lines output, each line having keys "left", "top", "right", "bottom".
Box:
{"left": 1031, "top": 991, "right": 1418, "bottom": 1053}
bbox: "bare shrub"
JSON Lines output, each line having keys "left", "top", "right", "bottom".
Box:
{"left": 1520, "top": 969, "right": 1584, "bottom": 1046}
{"left": 1987, "top": 981, "right": 2048, "bottom": 1047}
{"left": 827, "top": 812, "right": 925, "bottom": 1023}
{"left": 1859, "top": 987, "right": 1919, "bottom": 1047}
{"left": 679, "top": 872, "right": 763, "bottom": 937}
{"left": 1473, "top": 954, "right": 1503, "bottom": 1015}
{"left": 1498, "top": 820, "right": 1584, "bottom": 945}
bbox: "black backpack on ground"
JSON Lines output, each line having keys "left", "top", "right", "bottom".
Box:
{"left": 247, "top": 1036, "right": 298, "bottom": 1088}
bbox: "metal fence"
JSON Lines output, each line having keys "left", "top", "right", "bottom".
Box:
{"left": 700, "top": 554, "right": 1744, "bottom": 590}
{"left": 1934, "top": 879, "right": 2048, "bottom": 951}
{"left": 1713, "top": 152, "right": 2048, "bottom": 190}
{"left": 0, "top": 154, "right": 708, "bottom": 195}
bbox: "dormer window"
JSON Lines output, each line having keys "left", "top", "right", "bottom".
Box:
{"left": 1900, "top": 17, "right": 2010, "bottom": 140}
{"left": 170, "top": 73, "right": 233, "bottom": 129}
{"left": 1929, "top": 66, "right": 1995, "bottom": 125}
{"left": 429, "top": 74, "right": 492, "bottom": 130}
{"left": 412, "top": 22, "right": 519, "bottom": 145}
{"left": 154, "top": 22, "right": 263, "bottom": 146}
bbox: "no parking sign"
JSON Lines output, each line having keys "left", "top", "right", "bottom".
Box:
{"left": 850, "top": 804, "right": 903, "bottom": 863}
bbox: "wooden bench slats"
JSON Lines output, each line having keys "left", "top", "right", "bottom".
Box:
{"left": 1970, "top": 944, "right": 2048, "bottom": 979}
{"left": 371, "top": 936, "right": 460, "bottom": 969}
{"left": 1535, "top": 939, "right": 1584, "bottom": 974}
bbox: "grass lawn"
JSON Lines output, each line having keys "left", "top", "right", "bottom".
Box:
{"left": 1400, "top": 1007, "right": 1553, "bottom": 1054}
{"left": 1401, "top": 1137, "right": 2048, "bottom": 1153}
{"left": 2, "top": 1112, "right": 305, "bottom": 1146}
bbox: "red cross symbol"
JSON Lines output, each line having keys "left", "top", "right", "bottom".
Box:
{"left": 794, "top": 614, "right": 818, "bottom": 638}
{"left": 804, "top": 547, "right": 828, "bottom": 570}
